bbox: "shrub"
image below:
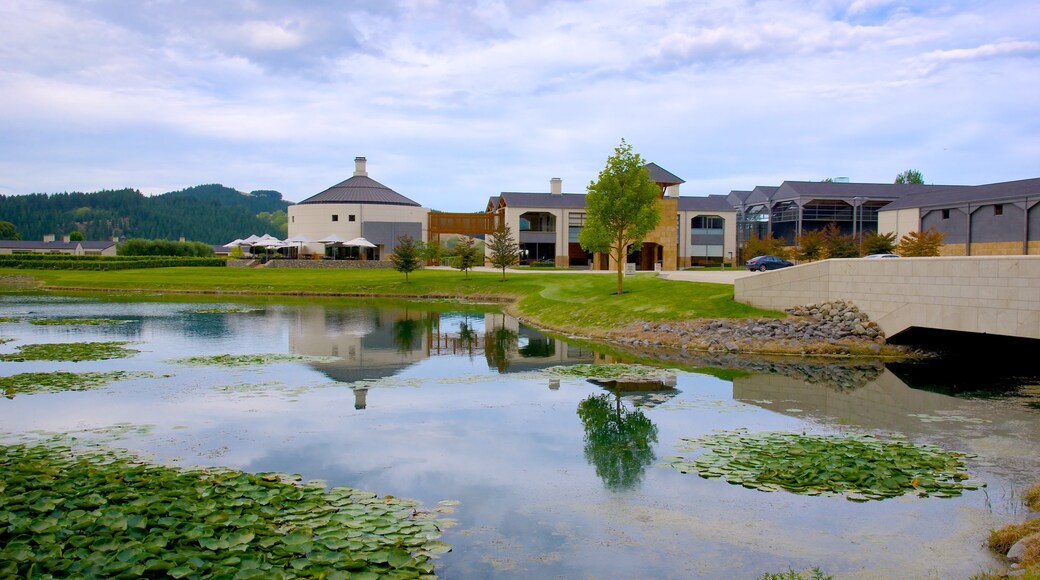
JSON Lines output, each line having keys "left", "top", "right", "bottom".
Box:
{"left": 860, "top": 231, "right": 898, "bottom": 256}
{"left": 897, "top": 227, "right": 945, "bottom": 257}
{"left": 118, "top": 238, "right": 215, "bottom": 257}
{"left": 744, "top": 231, "right": 788, "bottom": 260}
{"left": 795, "top": 229, "right": 825, "bottom": 262}
{"left": 821, "top": 222, "right": 859, "bottom": 258}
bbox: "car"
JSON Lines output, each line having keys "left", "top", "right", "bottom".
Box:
{"left": 745, "top": 255, "right": 793, "bottom": 271}
{"left": 863, "top": 253, "right": 900, "bottom": 258}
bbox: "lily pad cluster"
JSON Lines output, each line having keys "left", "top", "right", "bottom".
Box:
{"left": 28, "top": 318, "right": 130, "bottom": 326}
{"left": 662, "top": 429, "right": 982, "bottom": 501}
{"left": 189, "top": 307, "right": 261, "bottom": 314}
{"left": 167, "top": 353, "right": 339, "bottom": 367}
{"left": 0, "top": 341, "right": 139, "bottom": 362}
{"left": 1, "top": 371, "right": 156, "bottom": 398}
{"left": 547, "top": 363, "right": 672, "bottom": 381}
{"left": 0, "top": 442, "right": 452, "bottom": 578}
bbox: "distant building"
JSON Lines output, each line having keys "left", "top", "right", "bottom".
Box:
{"left": 287, "top": 157, "right": 429, "bottom": 259}
{"left": 0, "top": 234, "right": 117, "bottom": 256}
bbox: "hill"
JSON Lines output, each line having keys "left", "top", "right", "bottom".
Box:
{"left": 0, "top": 185, "right": 291, "bottom": 244}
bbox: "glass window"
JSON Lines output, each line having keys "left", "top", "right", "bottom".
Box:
{"left": 332, "top": 215, "right": 339, "bottom": 222}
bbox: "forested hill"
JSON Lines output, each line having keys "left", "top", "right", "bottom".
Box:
{"left": 0, "top": 184, "right": 291, "bottom": 244}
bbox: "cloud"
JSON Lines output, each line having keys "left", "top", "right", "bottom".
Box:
{"left": 914, "top": 40, "right": 1040, "bottom": 76}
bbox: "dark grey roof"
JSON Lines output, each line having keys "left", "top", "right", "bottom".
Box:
{"left": 678, "top": 195, "right": 734, "bottom": 212}
{"left": 726, "top": 190, "right": 753, "bottom": 205}
{"left": 744, "top": 186, "right": 780, "bottom": 206}
{"left": 498, "top": 192, "right": 588, "bottom": 209}
{"left": 0, "top": 240, "right": 116, "bottom": 250}
{"left": 299, "top": 175, "right": 421, "bottom": 206}
{"left": 773, "top": 181, "right": 937, "bottom": 203}
{"left": 645, "top": 162, "right": 684, "bottom": 185}
{"left": 881, "top": 177, "right": 1040, "bottom": 210}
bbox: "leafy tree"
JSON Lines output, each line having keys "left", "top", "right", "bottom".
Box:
{"left": 0, "top": 221, "right": 20, "bottom": 240}
{"left": 420, "top": 240, "right": 443, "bottom": 265}
{"left": 860, "top": 231, "right": 897, "bottom": 255}
{"left": 68, "top": 231, "right": 83, "bottom": 241}
{"left": 117, "top": 238, "right": 214, "bottom": 257}
{"left": 795, "top": 229, "right": 825, "bottom": 262}
{"left": 389, "top": 235, "right": 424, "bottom": 282}
{"left": 486, "top": 224, "right": 520, "bottom": 281}
{"left": 229, "top": 246, "right": 245, "bottom": 259}
{"left": 451, "top": 236, "right": 482, "bottom": 278}
{"left": 897, "top": 227, "right": 945, "bottom": 256}
{"left": 579, "top": 139, "right": 662, "bottom": 295}
{"left": 821, "top": 222, "right": 859, "bottom": 258}
{"left": 743, "top": 231, "right": 789, "bottom": 260}
{"left": 895, "top": 169, "right": 924, "bottom": 184}
{"left": 577, "top": 392, "right": 659, "bottom": 491}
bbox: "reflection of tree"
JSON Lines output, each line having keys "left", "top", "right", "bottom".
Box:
{"left": 457, "top": 319, "right": 477, "bottom": 354}
{"left": 519, "top": 336, "right": 554, "bottom": 358}
{"left": 577, "top": 392, "right": 659, "bottom": 491}
{"left": 392, "top": 317, "right": 430, "bottom": 354}
{"left": 485, "top": 326, "right": 518, "bottom": 373}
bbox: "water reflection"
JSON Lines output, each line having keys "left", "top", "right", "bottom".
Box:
{"left": 577, "top": 392, "right": 659, "bottom": 491}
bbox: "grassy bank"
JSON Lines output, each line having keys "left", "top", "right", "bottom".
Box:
{"left": 0, "top": 267, "right": 779, "bottom": 339}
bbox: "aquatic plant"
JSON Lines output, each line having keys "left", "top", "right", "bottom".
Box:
{"left": 548, "top": 363, "right": 671, "bottom": 381}
{"left": 756, "top": 568, "right": 833, "bottom": 580}
{"left": 1, "top": 371, "right": 155, "bottom": 397}
{"left": 0, "top": 341, "right": 139, "bottom": 362}
{"left": 189, "top": 307, "right": 261, "bottom": 314}
{"left": 662, "top": 429, "right": 982, "bottom": 501}
{"left": 28, "top": 318, "right": 130, "bottom": 326}
{"left": 0, "top": 441, "right": 452, "bottom": 578}
{"left": 167, "top": 353, "right": 338, "bottom": 367}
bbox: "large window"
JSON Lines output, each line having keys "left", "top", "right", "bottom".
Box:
{"left": 568, "top": 213, "right": 585, "bottom": 243}
{"left": 519, "top": 212, "right": 555, "bottom": 232}
{"left": 691, "top": 215, "right": 724, "bottom": 234}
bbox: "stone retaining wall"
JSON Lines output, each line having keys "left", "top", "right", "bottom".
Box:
{"left": 263, "top": 260, "right": 394, "bottom": 269}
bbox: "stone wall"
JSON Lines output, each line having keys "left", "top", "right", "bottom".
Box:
{"left": 228, "top": 259, "right": 394, "bottom": 269}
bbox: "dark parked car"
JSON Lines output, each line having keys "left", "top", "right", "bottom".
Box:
{"left": 746, "top": 255, "right": 793, "bottom": 271}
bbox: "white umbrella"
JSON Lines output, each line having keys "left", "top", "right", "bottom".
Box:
{"left": 241, "top": 234, "right": 262, "bottom": 244}
{"left": 222, "top": 238, "right": 244, "bottom": 248}
{"left": 344, "top": 237, "right": 377, "bottom": 248}
{"left": 283, "top": 234, "right": 312, "bottom": 259}
{"left": 318, "top": 234, "right": 347, "bottom": 244}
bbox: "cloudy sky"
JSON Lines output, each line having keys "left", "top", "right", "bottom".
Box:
{"left": 1, "top": 0, "right": 1037, "bottom": 211}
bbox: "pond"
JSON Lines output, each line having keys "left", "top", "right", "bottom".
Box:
{"left": 1, "top": 291, "right": 1038, "bottom": 578}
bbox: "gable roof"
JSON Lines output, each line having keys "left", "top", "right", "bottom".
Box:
{"left": 678, "top": 195, "right": 735, "bottom": 212}
{"left": 881, "top": 177, "right": 1040, "bottom": 210}
{"left": 645, "top": 162, "right": 684, "bottom": 186}
{"left": 0, "top": 240, "right": 116, "bottom": 251}
{"left": 298, "top": 175, "right": 421, "bottom": 206}
{"left": 497, "top": 192, "right": 588, "bottom": 209}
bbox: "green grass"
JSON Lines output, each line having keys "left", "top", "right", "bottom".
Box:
{"left": 2, "top": 267, "right": 781, "bottom": 339}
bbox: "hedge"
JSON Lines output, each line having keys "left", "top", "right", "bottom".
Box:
{"left": 0, "top": 256, "right": 226, "bottom": 270}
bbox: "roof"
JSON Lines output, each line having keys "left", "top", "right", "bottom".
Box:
{"left": 881, "top": 177, "right": 1040, "bottom": 210}
{"left": 678, "top": 195, "right": 735, "bottom": 212}
{"left": 644, "top": 162, "right": 685, "bottom": 186}
{"left": 298, "top": 175, "right": 421, "bottom": 206}
{"left": 497, "top": 192, "right": 589, "bottom": 209}
{"left": 0, "top": 240, "right": 116, "bottom": 250}
{"left": 773, "top": 181, "right": 937, "bottom": 203}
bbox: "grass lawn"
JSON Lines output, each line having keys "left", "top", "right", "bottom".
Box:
{"left": 0, "top": 267, "right": 782, "bottom": 338}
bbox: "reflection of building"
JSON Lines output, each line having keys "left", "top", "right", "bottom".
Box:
{"left": 483, "top": 312, "right": 594, "bottom": 372}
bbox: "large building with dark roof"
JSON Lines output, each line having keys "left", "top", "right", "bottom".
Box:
{"left": 287, "top": 157, "right": 428, "bottom": 259}
{"left": 486, "top": 164, "right": 737, "bottom": 270}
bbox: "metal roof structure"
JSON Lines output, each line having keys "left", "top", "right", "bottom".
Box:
{"left": 677, "top": 194, "right": 734, "bottom": 212}
{"left": 298, "top": 175, "right": 421, "bottom": 207}
{"left": 881, "top": 177, "right": 1040, "bottom": 210}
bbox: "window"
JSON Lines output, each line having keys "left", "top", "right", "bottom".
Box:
{"left": 692, "top": 215, "right": 724, "bottom": 235}
{"left": 994, "top": 204, "right": 1003, "bottom": 216}
{"left": 332, "top": 215, "right": 339, "bottom": 222}
{"left": 568, "top": 213, "right": 585, "bottom": 243}
{"left": 291, "top": 216, "right": 294, "bottom": 223}
{"left": 349, "top": 215, "right": 356, "bottom": 222}
{"left": 941, "top": 209, "right": 950, "bottom": 220}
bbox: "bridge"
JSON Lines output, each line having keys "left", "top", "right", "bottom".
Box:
{"left": 733, "top": 256, "right": 1040, "bottom": 340}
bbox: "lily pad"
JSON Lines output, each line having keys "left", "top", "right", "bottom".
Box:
{"left": 547, "top": 363, "right": 673, "bottom": 382}
{"left": 166, "top": 353, "right": 339, "bottom": 367}
{"left": 1, "top": 371, "right": 157, "bottom": 397}
{"left": 28, "top": 318, "right": 131, "bottom": 326}
{"left": 0, "top": 341, "right": 139, "bottom": 362}
{"left": 662, "top": 429, "right": 982, "bottom": 501}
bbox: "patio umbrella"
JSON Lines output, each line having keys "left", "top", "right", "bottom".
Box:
{"left": 222, "top": 238, "right": 245, "bottom": 248}
{"left": 283, "top": 234, "right": 312, "bottom": 259}
{"left": 318, "top": 234, "right": 347, "bottom": 259}
{"left": 344, "top": 237, "right": 376, "bottom": 248}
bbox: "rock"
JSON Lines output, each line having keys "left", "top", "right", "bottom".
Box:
{"left": 1006, "top": 532, "right": 1040, "bottom": 561}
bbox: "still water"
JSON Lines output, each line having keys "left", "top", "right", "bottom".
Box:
{"left": 1, "top": 292, "right": 1037, "bottom": 579}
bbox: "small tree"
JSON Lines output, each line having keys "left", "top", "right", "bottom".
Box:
{"left": 821, "top": 222, "right": 859, "bottom": 258}
{"left": 0, "top": 221, "right": 20, "bottom": 240}
{"left": 895, "top": 169, "right": 925, "bottom": 184}
{"left": 795, "top": 229, "right": 825, "bottom": 262}
{"left": 452, "top": 236, "right": 482, "bottom": 278}
{"left": 897, "top": 227, "right": 945, "bottom": 256}
{"left": 579, "top": 139, "right": 662, "bottom": 295}
{"left": 486, "top": 224, "right": 520, "bottom": 281}
{"left": 390, "top": 235, "right": 424, "bottom": 282}
{"left": 229, "top": 246, "right": 245, "bottom": 259}
{"left": 860, "top": 231, "right": 897, "bottom": 256}
{"left": 69, "top": 231, "right": 84, "bottom": 242}
{"left": 743, "top": 231, "right": 789, "bottom": 260}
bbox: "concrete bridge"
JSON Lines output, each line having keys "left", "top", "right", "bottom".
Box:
{"left": 733, "top": 256, "right": 1040, "bottom": 340}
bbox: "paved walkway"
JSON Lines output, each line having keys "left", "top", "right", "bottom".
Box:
{"left": 427, "top": 265, "right": 753, "bottom": 285}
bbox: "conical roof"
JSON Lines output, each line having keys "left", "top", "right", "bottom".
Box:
{"left": 299, "top": 175, "right": 421, "bottom": 206}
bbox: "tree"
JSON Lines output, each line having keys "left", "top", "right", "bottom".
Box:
{"left": 486, "top": 223, "right": 520, "bottom": 281}
{"left": 795, "top": 229, "right": 825, "bottom": 262}
{"left": 821, "top": 222, "right": 859, "bottom": 258}
{"left": 897, "top": 227, "right": 945, "bottom": 256}
{"left": 451, "top": 236, "right": 482, "bottom": 278}
{"left": 743, "top": 231, "right": 789, "bottom": 261}
{"left": 579, "top": 139, "right": 661, "bottom": 295}
{"left": 69, "top": 231, "right": 83, "bottom": 241}
{"left": 860, "top": 231, "right": 897, "bottom": 256}
{"left": 389, "top": 235, "right": 423, "bottom": 282}
{"left": 895, "top": 169, "right": 924, "bottom": 184}
{"left": 0, "top": 220, "right": 20, "bottom": 240}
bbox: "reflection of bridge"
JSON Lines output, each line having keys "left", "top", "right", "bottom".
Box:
{"left": 735, "top": 256, "right": 1040, "bottom": 340}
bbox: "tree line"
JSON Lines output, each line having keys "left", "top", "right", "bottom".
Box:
{"left": 0, "top": 184, "right": 290, "bottom": 243}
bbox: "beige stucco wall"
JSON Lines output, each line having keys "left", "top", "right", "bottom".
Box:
{"left": 878, "top": 208, "right": 919, "bottom": 240}
{"left": 677, "top": 208, "right": 737, "bottom": 266}
{"left": 734, "top": 256, "right": 1040, "bottom": 340}
{"left": 288, "top": 203, "right": 429, "bottom": 256}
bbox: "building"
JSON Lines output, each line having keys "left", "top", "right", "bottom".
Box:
{"left": 0, "top": 235, "right": 117, "bottom": 256}
{"left": 486, "top": 163, "right": 737, "bottom": 270}
{"left": 287, "top": 157, "right": 429, "bottom": 259}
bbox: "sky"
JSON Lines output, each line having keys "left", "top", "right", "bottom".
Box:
{"left": 0, "top": 0, "right": 1037, "bottom": 211}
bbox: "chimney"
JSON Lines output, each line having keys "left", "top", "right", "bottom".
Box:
{"left": 62, "top": 235, "right": 70, "bottom": 243}
{"left": 43, "top": 234, "right": 55, "bottom": 243}
{"left": 666, "top": 184, "right": 680, "bottom": 198}
{"left": 354, "top": 156, "right": 368, "bottom": 177}
{"left": 550, "top": 177, "right": 562, "bottom": 196}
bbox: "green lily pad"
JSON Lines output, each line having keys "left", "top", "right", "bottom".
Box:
{"left": 1, "top": 371, "right": 157, "bottom": 397}
{"left": 0, "top": 342, "right": 139, "bottom": 362}
{"left": 166, "top": 353, "right": 339, "bottom": 367}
